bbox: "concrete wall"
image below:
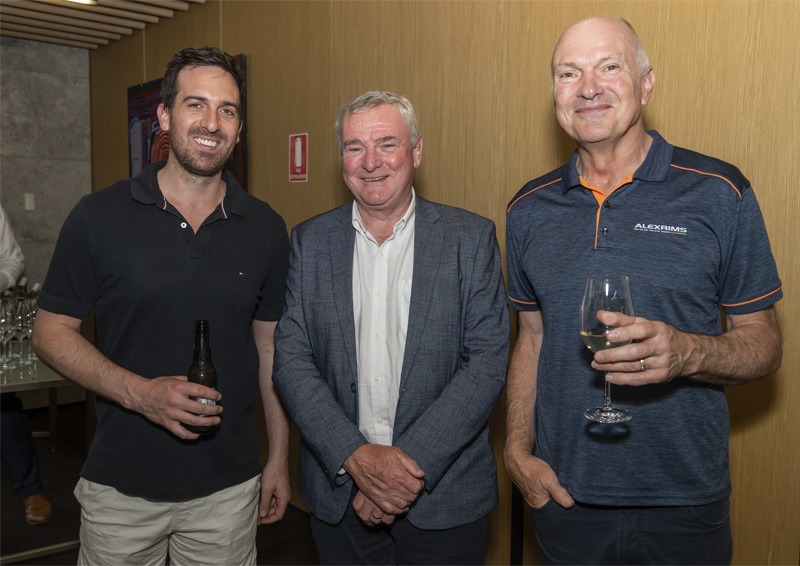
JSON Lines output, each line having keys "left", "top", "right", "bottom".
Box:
{"left": 1, "top": 36, "right": 90, "bottom": 407}
{"left": 0, "top": 36, "right": 91, "bottom": 288}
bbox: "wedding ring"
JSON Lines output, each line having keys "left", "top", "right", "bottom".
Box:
{"left": 372, "top": 514, "right": 381, "bottom": 520}
{"left": 639, "top": 359, "right": 646, "bottom": 372}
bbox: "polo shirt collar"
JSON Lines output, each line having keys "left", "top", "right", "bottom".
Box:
{"left": 562, "top": 130, "right": 674, "bottom": 193}
{"left": 130, "top": 161, "right": 248, "bottom": 218}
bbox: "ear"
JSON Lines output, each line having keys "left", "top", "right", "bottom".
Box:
{"left": 156, "top": 103, "right": 170, "bottom": 131}
{"left": 640, "top": 67, "right": 656, "bottom": 106}
{"left": 413, "top": 135, "right": 423, "bottom": 168}
{"left": 236, "top": 120, "right": 242, "bottom": 145}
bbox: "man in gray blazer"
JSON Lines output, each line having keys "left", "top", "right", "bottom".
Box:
{"left": 273, "top": 91, "right": 509, "bottom": 565}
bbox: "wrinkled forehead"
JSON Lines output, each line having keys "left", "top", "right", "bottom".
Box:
{"left": 551, "top": 17, "right": 636, "bottom": 71}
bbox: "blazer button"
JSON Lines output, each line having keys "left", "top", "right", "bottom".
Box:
{"left": 350, "top": 383, "right": 356, "bottom": 393}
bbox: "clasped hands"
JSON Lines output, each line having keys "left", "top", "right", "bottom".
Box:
{"left": 344, "top": 444, "right": 425, "bottom": 526}
{"left": 591, "top": 310, "right": 690, "bottom": 386}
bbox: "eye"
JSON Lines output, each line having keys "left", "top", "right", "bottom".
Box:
{"left": 380, "top": 143, "right": 396, "bottom": 150}
{"left": 345, "top": 146, "right": 363, "bottom": 154}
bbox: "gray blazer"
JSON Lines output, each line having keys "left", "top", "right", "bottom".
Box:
{"left": 273, "top": 197, "right": 509, "bottom": 530}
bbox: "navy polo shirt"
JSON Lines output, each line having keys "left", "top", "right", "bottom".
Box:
{"left": 506, "top": 131, "right": 781, "bottom": 506}
{"left": 39, "top": 162, "right": 289, "bottom": 499}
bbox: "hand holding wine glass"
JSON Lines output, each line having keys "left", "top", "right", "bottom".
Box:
{"left": 580, "top": 275, "right": 635, "bottom": 423}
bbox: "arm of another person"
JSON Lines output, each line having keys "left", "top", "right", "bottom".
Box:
{"left": 504, "top": 310, "right": 575, "bottom": 510}
{"left": 595, "top": 307, "right": 781, "bottom": 386}
{"left": 0, "top": 206, "right": 25, "bottom": 291}
{"left": 32, "top": 309, "right": 222, "bottom": 440}
{"left": 253, "top": 319, "right": 291, "bottom": 525}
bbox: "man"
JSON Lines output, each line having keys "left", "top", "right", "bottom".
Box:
{"left": 504, "top": 16, "right": 782, "bottom": 565}
{"left": 273, "top": 91, "right": 509, "bottom": 564}
{"left": 1, "top": 205, "right": 53, "bottom": 526}
{"left": 32, "top": 47, "right": 290, "bottom": 565}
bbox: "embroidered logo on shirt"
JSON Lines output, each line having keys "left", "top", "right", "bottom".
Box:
{"left": 633, "top": 223, "right": 687, "bottom": 235}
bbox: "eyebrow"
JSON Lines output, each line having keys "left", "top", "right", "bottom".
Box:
{"left": 181, "top": 94, "right": 240, "bottom": 110}
{"left": 343, "top": 135, "right": 401, "bottom": 147}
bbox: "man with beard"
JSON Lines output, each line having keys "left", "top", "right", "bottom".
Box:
{"left": 33, "top": 47, "right": 291, "bottom": 565}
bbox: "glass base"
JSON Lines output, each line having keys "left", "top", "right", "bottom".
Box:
{"left": 584, "top": 407, "right": 632, "bottom": 424}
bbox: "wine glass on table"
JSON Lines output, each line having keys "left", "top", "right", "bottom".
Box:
{"left": 580, "top": 275, "right": 635, "bottom": 423}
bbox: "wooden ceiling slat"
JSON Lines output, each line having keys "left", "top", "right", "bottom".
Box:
{"left": 0, "top": 0, "right": 202, "bottom": 49}
{"left": 133, "top": 0, "right": 189, "bottom": 11}
{"left": 1, "top": 13, "right": 121, "bottom": 38}
{"left": 1, "top": 0, "right": 147, "bottom": 29}
{"left": 32, "top": 0, "right": 160, "bottom": 23}
{"left": 0, "top": 5, "right": 134, "bottom": 34}
{"left": 1, "top": 20, "right": 107, "bottom": 43}
{"left": 97, "top": 0, "right": 172, "bottom": 19}
{"left": 0, "top": 27, "right": 98, "bottom": 48}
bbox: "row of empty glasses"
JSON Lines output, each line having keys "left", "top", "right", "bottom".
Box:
{"left": 0, "top": 294, "right": 38, "bottom": 374}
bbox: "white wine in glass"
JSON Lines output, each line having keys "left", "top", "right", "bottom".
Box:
{"left": 580, "top": 275, "right": 634, "bottom": 423}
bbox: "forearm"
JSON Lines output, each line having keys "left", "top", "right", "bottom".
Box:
{"left": 504, "top": 311, "right": 543, "bottom": 469}
{"left": 677, "top": 309, "right": 782, "bottom": 386}
{"left": 254, "top": 320, "right": 290, "bottom": 466}
{"left": 32, "top": 309, "right": 145, "bottom": 410}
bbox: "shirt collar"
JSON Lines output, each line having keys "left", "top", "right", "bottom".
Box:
{"left": 562, "top": 130, "right": 674, "bottom": 193}
{"left": 130, "top": 161, "right": 249, "bottom": 219}
{"left": 351, "top": 189, "right": 417, "bottom": 239}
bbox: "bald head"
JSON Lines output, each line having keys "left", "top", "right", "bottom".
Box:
{"left": 552, "top": 16, "right": 650, "bottom": 80}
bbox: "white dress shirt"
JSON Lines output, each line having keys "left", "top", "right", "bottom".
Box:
{"left": 0, "top": 205, "right": 25, "bottom": 292}
{"left": 352, "top": 193, "right": 416, "bottom": 446}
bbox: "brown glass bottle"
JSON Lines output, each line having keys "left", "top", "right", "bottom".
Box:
{"left": 184, "top": 319, "right": 218, "bottom": 434}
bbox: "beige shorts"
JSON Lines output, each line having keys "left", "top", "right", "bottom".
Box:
{"left": 74, "top": 475, "right": 260, "bottom": 566}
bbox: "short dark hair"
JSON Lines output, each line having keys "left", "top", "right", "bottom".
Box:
{"left": 161, "top": 47, "right": 244, "bottom": 111}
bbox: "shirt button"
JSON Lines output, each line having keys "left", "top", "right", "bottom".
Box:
{"left": 373, "top": 376, "right": 381, "bottom": 383}
{"left": 602, "top": 227, "right": 609, "bottom": 235}
{"left": 603, "top": 201, "right": 611, "bottom": 208}
{"left": 180, "top": 222, "right": 188, "bottom": 229}
{"left": 374, "top": 332, "right": 381, "bottom": 339}
{"left": 375, "top": 291, "right": 382, "bottom": 298}
{"left": 377, "top": 418, "right": 384, "bottom": 424}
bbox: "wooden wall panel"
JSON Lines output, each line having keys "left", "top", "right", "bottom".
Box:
{"left": 88, "top": 1, "right": 799, "bottom": 563}
{"left": 221, "top": 1, "right": 334, "bottom": 230}
{"left": 89, "top": 31, "right": 145, "bottom": 190}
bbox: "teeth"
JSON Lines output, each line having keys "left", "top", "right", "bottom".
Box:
{"left": 363, "top": 176, "right": 388, "bottom": 182}
{"left": 195, "top": 138, "right": 219, "bottom": 147}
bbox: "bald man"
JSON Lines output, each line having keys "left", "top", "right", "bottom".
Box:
{"left": 504, "top": 16, "right": 782, "bottom": 564}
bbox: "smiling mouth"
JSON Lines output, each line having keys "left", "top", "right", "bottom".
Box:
{"left": 362, "top": 176, "right": 389, "bottom": 182}
{"left": 194, "top": 137, "right": 220, "bottom": 148}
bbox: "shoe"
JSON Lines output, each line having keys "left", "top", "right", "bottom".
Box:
{"left": 23, "top": 493, "right": 53, "bottom": 525}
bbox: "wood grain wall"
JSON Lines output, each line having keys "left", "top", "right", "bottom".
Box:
{"left": 89, "top": 1, "right": 799, "bottom": 563}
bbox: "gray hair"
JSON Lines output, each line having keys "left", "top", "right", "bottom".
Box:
{"left": 335, "top": 91, "right": 420, "bottom": 153}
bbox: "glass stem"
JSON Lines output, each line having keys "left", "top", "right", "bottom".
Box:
{"left": 602, "top": 373, "right": 613, "bottom": 410}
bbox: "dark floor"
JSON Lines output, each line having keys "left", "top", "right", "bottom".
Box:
{"left": 1, "top": 401, "right": 319, "bottom": 565}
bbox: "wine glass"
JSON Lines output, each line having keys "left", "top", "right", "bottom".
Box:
{"left": 580, "top": 275, "right": 635, "bottom": 423}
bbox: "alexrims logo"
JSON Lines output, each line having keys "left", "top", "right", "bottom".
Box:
{"left": 634, "top": 223, "right": 688, "bottom": 235}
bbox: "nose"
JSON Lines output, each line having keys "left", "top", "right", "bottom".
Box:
{"left": 199, "top": 108, "right": 220, "bottom": 133}
{"left": 578, "top": 71, "right": 603, "bottom": 99}
{"left": 362, "top": 147, "right": 382, "bottom": 171}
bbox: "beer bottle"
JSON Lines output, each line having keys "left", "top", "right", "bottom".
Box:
{"left": 184, "top": 319, "right": 218, "bottom": 434}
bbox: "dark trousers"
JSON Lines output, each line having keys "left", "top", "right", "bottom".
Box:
{"left": 0, "top": 393, "right": 43, "bottom": 498}
{"left": 309, "top": 499, "right": 488, "bottom": 565}
{"left": 532, "top": 497, "right": 733, "bottom": 565}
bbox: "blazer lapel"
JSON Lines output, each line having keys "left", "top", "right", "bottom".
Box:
{"left": 400, "top": 198, "right": 443, "bottom": 386}
{"left": 329, "top": 207, "right": 359, "bottom": 383}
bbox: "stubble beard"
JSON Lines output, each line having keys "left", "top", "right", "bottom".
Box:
{"left": 169, "top": 128, "right": 234, "bottom": 178}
